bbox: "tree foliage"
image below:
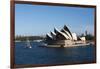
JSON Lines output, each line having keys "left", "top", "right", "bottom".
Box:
{"left": 15, "top": 35, "right": 45, "bottom": 41}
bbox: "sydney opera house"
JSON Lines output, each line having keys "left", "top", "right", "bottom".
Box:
{"left": 45, "top": 25, "right": 86, "bottom": 47}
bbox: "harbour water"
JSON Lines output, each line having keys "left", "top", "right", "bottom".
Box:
{"left": 15, "top": 42, "right": 96, "bottom": 65}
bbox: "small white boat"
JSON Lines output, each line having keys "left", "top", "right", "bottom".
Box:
{"left": 25, "top": 38, "right": 32, "bottom": 48}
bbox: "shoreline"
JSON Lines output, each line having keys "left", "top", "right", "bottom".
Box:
{"left": 39, "top": 43, "right": 94, "bottom": 48}
{"left": 15, "top": 40, "right": 95, "bottom": 48}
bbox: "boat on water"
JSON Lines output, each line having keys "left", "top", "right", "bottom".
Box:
{"left": 25, "top": 38, "right": 32, "bottom": 48}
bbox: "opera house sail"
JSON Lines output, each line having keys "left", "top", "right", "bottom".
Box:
{"left": 45, "top": 25, "right": 87, "bottom": 47}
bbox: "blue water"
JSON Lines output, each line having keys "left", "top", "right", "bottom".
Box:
{"left": 15, "top": 42, "right": 96, "bottom": 65}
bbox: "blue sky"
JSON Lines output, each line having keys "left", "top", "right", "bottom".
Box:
{"left": 15, "top": 4, "right": 95, "bottom": 36}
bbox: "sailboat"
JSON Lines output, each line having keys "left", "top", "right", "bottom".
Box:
{"left": 25, "top": 38, "right": 32, "bottom": 48}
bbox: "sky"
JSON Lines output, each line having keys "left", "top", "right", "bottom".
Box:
{"left": 15, "top": 4, "right": 95, "bottom": 36}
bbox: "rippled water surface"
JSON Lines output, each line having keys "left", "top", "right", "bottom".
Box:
{"left": 15, "top": 42, "right": 96, "bottom": 65}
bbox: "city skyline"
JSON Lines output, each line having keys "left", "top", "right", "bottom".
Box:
{"left": 15, "top": 4, "right": 95, "bottom": 36}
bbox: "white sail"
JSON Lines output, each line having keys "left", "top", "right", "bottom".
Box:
{"left": 26, "top": 38, "right": 32, "bottom": 48}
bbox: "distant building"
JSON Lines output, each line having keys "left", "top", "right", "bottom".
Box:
{"left": 45, "top": 25, "right": 86, "bottom": 47}
{"left": 45, "top": 25, "right": 76, "bottom": 46}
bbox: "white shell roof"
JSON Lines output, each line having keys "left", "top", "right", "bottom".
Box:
{"left": 54, "top": 27, "right": 69, "bottom": 39}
